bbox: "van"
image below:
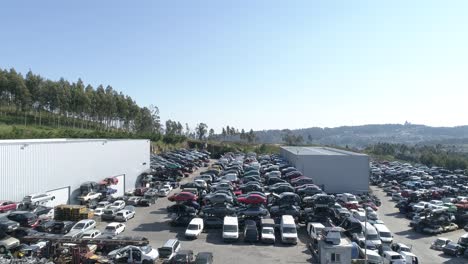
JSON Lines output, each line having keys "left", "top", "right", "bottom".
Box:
{"left": 400, "top": 251, "right": 419, "bottom": 264}
{"left": 374, "top": 224, "right": 393, "bottom": 244}
{"left": 280, "top": 215, "right": 297, "bottom": 244}
{"left": 158, "top": 239, "right": 181, "bottom": 260}
{"left": 307, "top": 222, "right": 325, "bottom": 241}
{"left": 222, "top": 216, "right": 238, "bottom": 242}
{"left": 261, "top": 218, "right": 275, "bottom": 244}
{"left": 185, "top": 218, "right": 203, "bottom": 239}
{"left": 363, "top": 222, "right": 381, "bottom": 247}
{"left": 382, "top": 251, "right": 405, "bottom": 264}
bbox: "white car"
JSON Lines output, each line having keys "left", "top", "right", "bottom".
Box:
{"left": 109, "top": 200, "right": 126, "bottom": 211}
{"left": 194, "top": 179, "right": 208, "bottom": 189}
{"left": 103, "top": 222, "right": 126, "bottom": 236}
{"left": 108, "top": 245, "right": 159, "bottom": 263}
{"left": 94, "top": 208, "right": 105, "bottom": 216}
{"left": 114, "top": 210, "right": 135, "bottom": 222}
{"left": 185, "top": 218, "right": 204, "bottom": 239}
{"left": 22, "top": 193, "right": 55, "bottom": 205}
{"left": 78, "top": 192, "right": 102, "bottom": 202}
{"left": 162, "top": 184, "right": 173, "bottom": 192}
{"left": 158, "top": 188, "right": 170, "bottom": 197}
{"left": 66, "top": 219, "right": 97, "bottom": 237}
{"left": 96, "top": 201, "right": 111, "bottom": 209}
{"left": 80, "top": 229, "right": 102, "bottom": 239}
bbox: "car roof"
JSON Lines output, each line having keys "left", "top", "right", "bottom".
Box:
{"left": 163, "top": 238, "right": 179, "bottom": 247}
{"left": 107, "top": 222, "right": 122, "bottom": 227}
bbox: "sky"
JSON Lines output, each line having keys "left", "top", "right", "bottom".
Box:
{"left": 1, "top": 1, "right": 468, "bottom": 133}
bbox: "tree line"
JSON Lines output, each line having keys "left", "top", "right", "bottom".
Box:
{"left": 0, "top": 68, "right": 162, "bottom": 134}
{"left": 366, "top": 142, "right": 468, "bottom": 170}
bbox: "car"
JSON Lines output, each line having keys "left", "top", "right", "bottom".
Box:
{"left": 244, "top": 220, "right": 259, "bottom": 243}
{"left": 134, "top": 187, "right": 149, "bottom": 196}
{"left": 101, "top": 208, "right": 119, "bottom": 221}
{"left": 442, "top": 222, "right": 458, "bottom": 232}
{"left": 391, "top": 242, "right": 412, "bottom": 253}
{"left": 80, "top": 229, "right": 102, "bottom": 239}
{"left": 7, "top": 211, "right": 39, "bottom": 228}
{"left": 204, "top": 193, "right": 234, "bottom": 205}
{"left": 269, "top": 205, "right": 300, "bottom": 217}
{"left": 140, "top": 193, "right": 158, "bottom": 206}
{"left": 127, "top": 196, "right": 143, "bottom": 206}
{"left": 34, "top": 220, "right": 56, "bottom": 233}
{"left": 109, "top": 200, "right": 126, "bottom": 211}
{"left": 194, "top": 252, "right": 213, "bottom": 264}
{"left": 170, "top": 250, "right": 195, "bottom": 264}
{"left": 98, "top": 187, "right": 117, "bottom": 196}
{"left": 66, "top": 219, "right": 97, "bottom": 238}
{"left": 237, "top": 194, "right": 266, "bottom": 205}
{"left": 202, "top": 204, "right": 237, "bottom": 216}
{"left": 170, "top": 215, "right": 194, "bottom": 227}
{"left": 108, "top": 245, "right": 159, "bottom": 263}
{"left": 296, "top": 186, "right": 323, "bottom": 196}
{"left": 0, "top": 218, "right": 20, "bottom": 232}
{"left": 185, "top": 218, "right": 204, "bottom": 239}
{"left": 22, "top": 193, "right": 55, "bottom": 205}
{"left": 34, "top": 207, "right": 54, "bottom": 221}
{"left": 103, "top": 222, "right": 126, "bottom": 236}
{"left": 93, "top": 208, "right": 106, "bottom": 216}
{"left": 203, "top": 216, "right": 224, "bottom": 229}
{"left": 158, "top": 188, "right": 171, "bottom": 197}
{"left": 114, "top": 210, "right": 135, "bottom": 222}
{"left": 96, "top": 201, "right": 111, "bottom": 209}
{"left": 168, "top": 192, "right": 198, "bottom": 202}
{"left": 0, "top": 201, "right": 17, "bottom": 213}
{"left": 270, "top": 185, "right": 295, "bottom": 194}
{"left": 51, "top": 221, "right": 75, "bottom": 234}
{"left": 237, "top": 205, "right": 269, "bottom": 217}
{"left": 167, "top": 204, "right": 197, "bottom": 215}
{"left": 0, "top": 233, "right": 20, "bottom": 253}
{"left": 78, "top": 191, "right": 102, "bottom": 202}
{"left": 442, "top": 242, "right": 464, "bottom": 256}
{"left": 382, "top": 251, "right": 405, "bottom": 264}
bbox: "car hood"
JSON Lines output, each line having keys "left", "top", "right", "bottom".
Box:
{"left": 0, "top": 236, "right": 20, "bottom": 245}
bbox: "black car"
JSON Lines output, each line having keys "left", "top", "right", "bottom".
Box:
{"left": 167, "top": 204, "right": 197, "bottom": 215}
{"left": 51, "top": 221, "right": 75, "bottom": 234}
{"left": 0, "top": 218, "right": 20, "bottom": 232}
{"left": 7, "top": 211, "right": 38, "bottom": 227}
{"left": 170, "top": 250, "right": 195, "bottom": 264}
{"left": 202, "top": 204, "right": 237, "bottom": 217}
{"left": 273, "top": 192, "right": 301, "bottom": 206}
{"left": 34, "top": 220, "right": 56, "bottom": 233}
{"left": 243, "top": 220, "right": 259, "bottom": 243}
{"left": 269, "top": 205, "right": 300, "bottom": 218}
{"left": 296, "top": 186, "right": 323, "bottom": 196}
{"left": 139, "top": 194, "right": 158, "bottom": 206}
{"left": 8, "top": 227, "right": 40, "bottom": 242}
{"left": 204, "top": 216, "right": 223, "bottom": 229}
{"left": 266, "top": 177, "right": 287, "bottom": 186}
{"left": 443, "top": 242, "right": 464, "bottom": 256}
{"left": 270, "top": 185, "right": 295, "bottom": 195}
{"left": 170, "top": 215, "right": 194, "bottom": 227}
{"left": 240, "top": 184, "right": 263, "bottom": 193}
{"left": 237, "top": 205, "right": 269, "bottom": 217}
{"left": 195, "top": 252, "right": 213, "bottom": 264}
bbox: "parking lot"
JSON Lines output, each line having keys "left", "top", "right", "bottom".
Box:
{"left": 373, "top": 186, "right": 466, "bottom": 264}
{"left": 95, "top": 163, "right": 312, "bottom": 264}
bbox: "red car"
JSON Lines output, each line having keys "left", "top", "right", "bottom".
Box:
{"left": 168, "top": 192, "right": 198, "bottom": 202}
{"left": 361, "top": 202, "right": 378, "bottom": 211}
{"left": 134, "top": 187, "right": 149, "bottom": 196}
{"left": 0, "top": 201, "right": 17, "bottom": 213}
{"left": 237, "top": 194, "right": 267, "bottom": 205}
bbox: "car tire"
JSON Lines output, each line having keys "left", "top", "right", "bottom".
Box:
{"left": 142, "top": 260, "right": 153, "bottom": 264}
{"left": 0, "top": 246, "right": 6, "bottom": 254}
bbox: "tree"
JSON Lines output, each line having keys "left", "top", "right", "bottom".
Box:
{"left": 226, "top": 126, "right": 231, "bottom": 136}
{"left": 240, "top": 129, "right": 246, "bottom": 140}
{"left": 222, "top": 128, "right": 226, "bottom": 138}
{"left": 247, "top": 129, "right": 256, "bottom": 143}
{"left": 208, "top": 128, "right": 215, "bottom": 139}
{"left": 195, "top": 123, "right": 208, "bottom": 140}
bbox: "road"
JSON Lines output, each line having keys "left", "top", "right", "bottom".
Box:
{"left": 371, "top": 186, "right": 467, "bottom": 264}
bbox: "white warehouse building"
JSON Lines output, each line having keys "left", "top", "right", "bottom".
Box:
{"left": 0, "top": 138, "right": 150, "bottom": 205}
{"left": 280, "top": 146, "right": 369, "bottom": 194}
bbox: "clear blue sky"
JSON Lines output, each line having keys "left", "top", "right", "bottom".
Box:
{"left": 1, "top": 1, "right": 468, "bottom": 132}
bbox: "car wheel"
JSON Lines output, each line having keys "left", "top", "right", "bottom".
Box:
{"left": 142, "top": 260, "right": 153, "bottom": 264}
{"left": 0, "top": 246, "right": 6, "bottom": 254}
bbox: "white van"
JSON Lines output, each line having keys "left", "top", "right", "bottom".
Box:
{"left": 307, "top": 222, "right": 325, "bottom": 241}
{"left": 363, "top": 223, "right": 381, "bottom": 247}
{"left": 185, "top": 218, "right": 203, "bottom": 239}
{"left": 373, "top": 223, "right": 393, "bottom": 244}
{"left": 382, "top": 251, "right": 405, "bottom": 264}
{"left": 366, "top": 250, "right": 384, "bottom": 264}
{"left": 280, "top": 215, "right": 297, "bottom": 244}
{"left": 400, "top": 251, "right": 419, "bottom": 264}
{"left": 222, "top": 216, "right": 239, "bottom": 242}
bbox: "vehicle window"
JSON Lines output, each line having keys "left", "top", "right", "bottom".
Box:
{"left": 331, "top": 253, "right": 341, "bottom": 262}
{"left": 74, "top": 223, "right": 85, "bottom": 229}
{"left": 282, "top": 227, "right": 297, "bottom": 234}
{"left": 223, "top": 225, "right": 238, "bottom": 232}
{"left": 174, "top": 241, "right": 180, "bottom": 249}
{"left": 105, "top": 226, "right": 116, "bottom": 230}
{"left": 391, "top": 255, "right": 403, "bottom": 260}
{"left": 188, "top": 224, "right": 199, "bottom": 230}
{"left": 380, "top": 231, "right": 391, "bottom": 238}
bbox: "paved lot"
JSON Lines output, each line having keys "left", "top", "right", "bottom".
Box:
{"left": 372, "top": 186, "right": 467, "bottom": 264}
{"left": 96, "top": 165, "right": 312, "bottom": 264}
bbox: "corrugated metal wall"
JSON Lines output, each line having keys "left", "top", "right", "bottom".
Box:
{"left": 0, "top": 139, "right": 150, "bottom": 203}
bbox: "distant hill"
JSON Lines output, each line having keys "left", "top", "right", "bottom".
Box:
{"left": 224, "top": 124, "right": 468, "bottom": 149}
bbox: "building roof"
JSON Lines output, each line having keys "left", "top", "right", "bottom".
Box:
{"left": 281, "top": 146, "right": 367, "bottom": 157}
{"left": 0, "top": 138, "right": 149, "bottom": 146}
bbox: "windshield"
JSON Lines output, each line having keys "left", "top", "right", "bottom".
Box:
{"left": 347, "top": 197, "right": 357, "bottom": 201}
{"left": 391, "top": 255, "right": 403, "bottom": 260}
{"left": 223, "top": 225, "right": 238, "bottom": 232}
{"left": 282, "top": 227, "right": 297, "bottom": 234}
{"left": 140, "top": 246, "right": 152, "bottom": 254}
{"left": 366, "top": 234, "right": 379, "bottom": 240}
{"left": 73, "top": 223, "right": 85, "bottom": 229}
{"left": 435, "top": 239, "right": 446, "bottom": 245}
{"left": 159, "top": 248, "right": 172, "bottom": 257}
{"left": 400, "top": 247, "right": 411, "bottom": 252}
{"left": 460, "top": 237, "right": 468, "bottom": 244}
{"left": 262, "top": 228, "right": 274, "bottom": 234}
{"left": 105, "top": 226, "right": 115, "bottom": 230}
{"left": 380, "top": 232, "right": 391, "bottom": 238}
{"left": 188, "top": 224, "right": 199, "bottom": 230}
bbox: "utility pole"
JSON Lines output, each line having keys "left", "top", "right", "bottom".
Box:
{"left": 364, "top": 209, "right": 368, "bottom": 264}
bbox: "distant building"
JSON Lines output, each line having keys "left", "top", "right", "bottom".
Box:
{"left": 280, "top": 146, "right": 369, "bottom": 194}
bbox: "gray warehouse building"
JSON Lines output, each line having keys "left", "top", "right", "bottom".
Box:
{"left": 280, "top": 146, "right": 369, "bottom": 194}
{"left": 0, "top": 138, "right": 150, "bottom": 205}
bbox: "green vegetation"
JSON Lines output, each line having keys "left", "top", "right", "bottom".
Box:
{"left": 188, "top": 140, "right": 280, "bottom": 158}
{"left": 365, "top": 142, "right": 468, "bottom": 170}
